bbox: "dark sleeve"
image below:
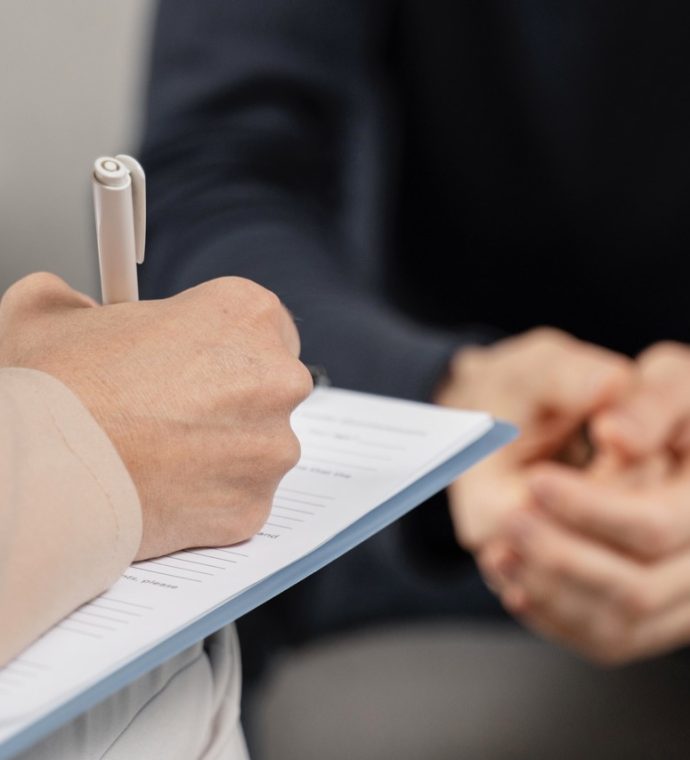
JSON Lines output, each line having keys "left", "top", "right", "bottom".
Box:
{"left": 138, "top": 0, "right": 481, "bottom": 402}
{"left": 138, "top": 0, "right": 500, "bottom": 668}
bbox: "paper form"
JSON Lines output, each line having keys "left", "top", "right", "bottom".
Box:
{"left": 0, "top": 388, "right": 493, "bottom": 739}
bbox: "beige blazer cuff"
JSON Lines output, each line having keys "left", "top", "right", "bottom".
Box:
{"left": 0, "top": 367, "right": 142, "bottom": 665}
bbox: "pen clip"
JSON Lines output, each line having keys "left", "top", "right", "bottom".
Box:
{"left": 115, "top": 154, "right": 146, "bottom": 265}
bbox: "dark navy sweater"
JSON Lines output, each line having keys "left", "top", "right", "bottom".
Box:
{"left": 139, "top": 0, "right": 690, "bottom": 680}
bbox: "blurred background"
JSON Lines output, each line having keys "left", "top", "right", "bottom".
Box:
{"left": 5, "top": 4, "right": 690, "bottom": 760}
{"left": 0, "top": 0, "right": 154, "bottom": 297}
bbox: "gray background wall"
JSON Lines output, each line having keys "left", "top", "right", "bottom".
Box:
{"left": 0, "top": 0, "right": 155, "bottom": 297}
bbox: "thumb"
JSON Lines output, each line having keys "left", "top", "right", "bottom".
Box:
{"left": 593, "top": 343, "right": 690, "bottom": 458}
{"left": 1, "top": 272, "right": 97, "bottom": 316}
{"left": 594, "top": 386, "right": 690, "bottom": 460}
{"left": 533, "top": 339, "right": 632, "bottom": 419}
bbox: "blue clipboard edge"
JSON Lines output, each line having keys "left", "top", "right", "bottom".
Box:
{"left": 1, "top": 420, "right": 516, "bottom": 760}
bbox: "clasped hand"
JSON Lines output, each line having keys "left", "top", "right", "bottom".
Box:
{"left": 438, "top": 330, "right": 690, "bottom": 665}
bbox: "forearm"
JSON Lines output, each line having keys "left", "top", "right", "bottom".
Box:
{"left": 0, "top": 369, "right": 142, "bottom": 664}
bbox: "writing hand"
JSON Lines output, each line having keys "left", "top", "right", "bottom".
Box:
{"left": 0, "top": 273, "right": 313, "bottom": 559}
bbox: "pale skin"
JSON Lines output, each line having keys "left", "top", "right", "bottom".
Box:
{"left": 435, "top": 328, "right": 633, "bottom": 550}
{"left": 438, "top": 334, "right": 690, "bottom": 665}
{"left": 0, "top": 272, "right": 313, "bottom": 559}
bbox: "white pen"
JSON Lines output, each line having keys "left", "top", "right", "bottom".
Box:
{"left": 92, "top": 154, "right": 146, "bottom": 304}
{"left": 90, "top": 156, "right": 333, "bottom": 388}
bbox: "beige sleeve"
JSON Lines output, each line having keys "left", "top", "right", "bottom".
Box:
{"left": 0, "top": 368, "right": 142, "bottom": 665}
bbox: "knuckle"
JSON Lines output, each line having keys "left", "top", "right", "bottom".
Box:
{"left": 202, "top": 276, "right": 243, "bottom": 302}
{"left": 204, "top": 276, "right": 277, "bottom": 308}
{"left": 197, "top": 276, "right": 231, "bottom": 299}
{"left": 525, "top": 327, "right": 573, "bottom": 364}
{"left": 285, "top": 362, "right": 314, "bottom": 403}
{"left": 640, "top": 341, "right": 685, "bottom": 368}
{"left": 256, "top": 286, "right": 282, "bottom": 315}
{"left": 528, "top": 326, "right": 565, "bottom": 348}
{"left": 204, "top": 275, "right": 245, "bottom": 294}
{"left": 270, "top": 359, "right": 313, "bottom": 407}
{"left": 277, "top": 306, "right": 301, "bottom": 351}
{"left": 235, "top": 278, "right": 281, "bottom": 312}
{"left": 260, "top": 430, "right": 302, "bottom": 481}
{"left": 271, "top": 429, "right": 302, "bottom": 474}
{"left": 282, "top": 431, "right": 302, "bottom": 471}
